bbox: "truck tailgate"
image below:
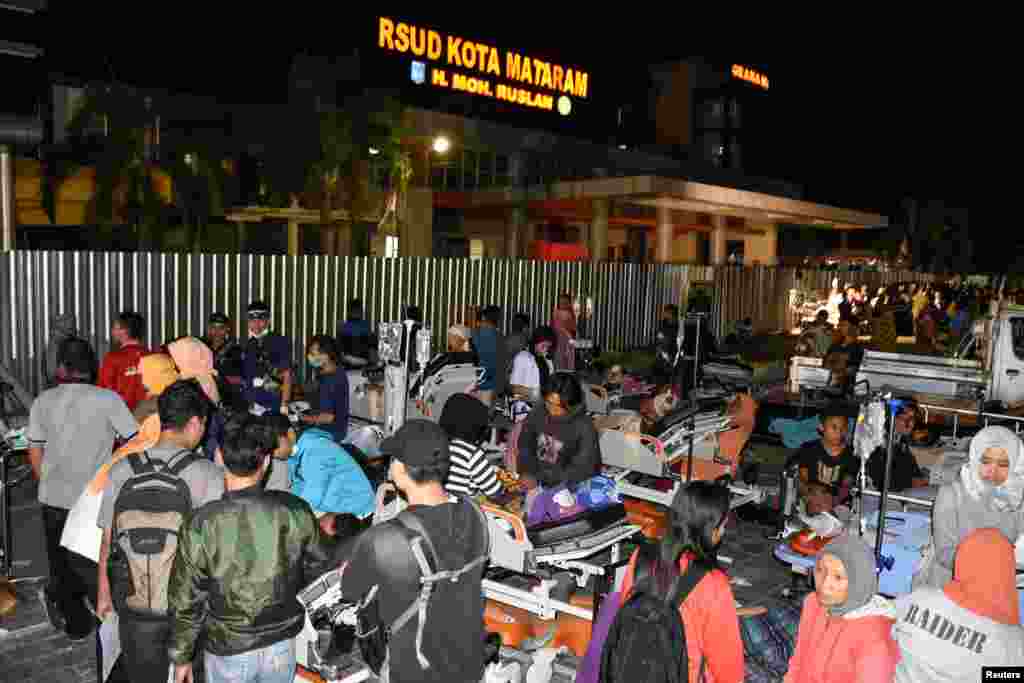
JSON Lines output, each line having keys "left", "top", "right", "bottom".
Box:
{"left": 856, "top": 351, "right": 986, "bottom": 398}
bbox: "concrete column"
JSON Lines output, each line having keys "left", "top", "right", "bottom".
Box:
{"left": 523, "top": 220, "right": 537, "bottom": 258}
{"left": 590, "top": 198, "right": 609, "bottom": 262}
{"left": 287, "top": 220, "right": 300, "bottom": 256}
{"left": 655, "top": 204, "right": 672, "bottom": 263}
{"left": 764, "top": 222, "right": 778, "bottom": 266}
{"left": 711, "top": 214, "right": 728, "bottom": 265}
{"left": 1, "top": 145, "right": 14, "bottom": 252}
{"left": 506, "top": 206, "right": 525, "bottom": 259}
{"left": 236, "top": 222, "right": 248, "bottom": 253}
{"left": 628, "top": 228, "right": 647, "bottom": 263}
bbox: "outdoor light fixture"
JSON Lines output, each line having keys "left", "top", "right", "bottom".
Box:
{"left": 618, "top": 144, "right": 627, "bottom": 150}
{"left": 432, "top": 135, "right": 451, "bottom": 154}
{"left": 0, "top": 39, "right": 43, "bottom": 59}
{"left": 369, "top": 147, "right": 380, "bottom": 156}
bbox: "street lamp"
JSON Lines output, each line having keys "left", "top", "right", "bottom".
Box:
{"left": 432, "top": 135, "right": 450, "bottom": 154}
{"left": 369, "top": 147, "right": 380, "bottom": 156}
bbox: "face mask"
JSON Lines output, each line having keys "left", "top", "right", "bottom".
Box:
{"left": 307, "top": 354, "right": 325, "bottom": 368}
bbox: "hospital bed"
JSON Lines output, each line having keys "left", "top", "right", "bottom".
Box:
{"left": 774, "top": 402, "right": 1024, "bottom": 608}
{"left": 597, "top": 394, "right": 766, "bottom": 510}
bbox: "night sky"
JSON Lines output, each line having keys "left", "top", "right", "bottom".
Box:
{"left": 35, "top": 7, "right": 967, "bottom": 220}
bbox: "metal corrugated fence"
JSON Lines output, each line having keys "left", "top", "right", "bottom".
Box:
{"left": 1, "top": 252, "right": 706, "bottom": 396}
{"left": 0, "top": 251, "right": 933, "bottom": 397}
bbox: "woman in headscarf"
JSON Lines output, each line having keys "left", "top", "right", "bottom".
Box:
{"left": 785, "top": 535, "right": 900, "bottom": 683}
{"left": 915, "top": 425, "right": 1024, "bottom": 589}
{"left": 132, "top": 353, "right": 180, "bottom": 422}
{"left": 551, "top": 293, "right": 577, "bottom": 372}
{"left": 893, "top": 528, "right": 1023, "bottom": 682}
{"left": 168, "top": 336, "right": 225, "bottom": 460}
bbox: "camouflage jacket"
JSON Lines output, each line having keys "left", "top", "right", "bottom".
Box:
{"left": 167, "top": 485, "right": 331, "bottom": 663}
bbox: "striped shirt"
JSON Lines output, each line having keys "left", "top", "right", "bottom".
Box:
{"left": 445, "top": 439, "right": 502, "bottom": 497}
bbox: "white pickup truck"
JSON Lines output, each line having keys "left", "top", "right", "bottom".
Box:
{"left": 790, "top": 305, "right": 1024, "bottom": 409}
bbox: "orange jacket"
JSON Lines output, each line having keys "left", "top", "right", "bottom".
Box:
{"left": 621, "top": 551, "right": 744, "bottom": 683}
{"left": 785, "top": 593, "right": 899, "bottom": 683}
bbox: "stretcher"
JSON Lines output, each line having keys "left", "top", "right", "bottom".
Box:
{"left": 597, "top": 394, "right": 766, "bottom": 510}
{"left": 483, "top": 502, "right": 640, "bottom": 616}
{"left": 774, "top": 400, "right": 1024, "bottom": 612}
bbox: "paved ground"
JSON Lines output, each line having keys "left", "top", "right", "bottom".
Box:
{"left": 0, "top": 439, "right": 801, "bottom": 683}
{"left": 0, "top": 473, "right": 99, "bottom": 683}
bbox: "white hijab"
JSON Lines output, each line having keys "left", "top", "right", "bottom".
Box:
{"left": 961, "top": 425, "right": 1024, "bottom": 512}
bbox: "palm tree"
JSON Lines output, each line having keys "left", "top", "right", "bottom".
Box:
{"left": 42, "top": 83, "right": 225, "bottom": 252}
{"left": 263, "top": 89, "right": 409, "bottom": 256}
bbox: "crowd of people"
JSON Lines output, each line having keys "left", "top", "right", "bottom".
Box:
{"left": 791, "top": 278, "right": 1021, "bottom": 396}
{"left": 813, "top": 279, "right": 1015, "bottom": 350}
{"left": 18, "top": 285, "right": 1024, "bottom": 683}
{"left": 20, "top": 290, "right": 592, "bottom": 682}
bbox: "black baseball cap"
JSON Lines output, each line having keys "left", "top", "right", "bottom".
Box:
{"left": 247, "top": 301, "right": 270, "bottom": 319}
{"left": 209, "top": 312, "right": 230, "bottom": 325}
{"left": 380, "top": 420, "right": 450, "bottom": 467}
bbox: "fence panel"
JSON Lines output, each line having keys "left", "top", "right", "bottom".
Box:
{"left": 1, "top": 252, "right": 697, "bottom": 395}
{"left": 0, "top": 251, "right": 935, "bottom": 397}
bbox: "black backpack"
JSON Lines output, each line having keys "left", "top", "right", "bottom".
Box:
{"left": 600, "top": 543, "right": 711, "bottom": 683}
{"left": 355, "top": 497, "right": 491, "bottom": 679}
{"left": 108, "top": 449, "right": 197, "bottom": 619}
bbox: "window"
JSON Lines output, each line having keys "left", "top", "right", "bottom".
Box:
{"left": 444, "top": 160, "right": 459, "bottom": 191}
{"left": 1012, "top": 318, "right": 1024, "bottom": 361}
{"left": 478, "top": 151, "right": 493, "bottom": 188}
{"left": 462, "top": 150, "right": 478, "bottom": 190}
{"left": 700, "top": 132, "right": 724, "bottom": 167}
{"left": 729, "top": 99, "right": 742, "bottom": 127}
{"left": 385, "top": 235, "right": 399, "bottom": 258}
{"left": 495, "top": 154, "right": 510, "bottom": 187}
{"left": 729, "top": 140, "right": 742, "bottom": 169}
{"left": 702, "top": 98, "right": 725, "bottom": 128}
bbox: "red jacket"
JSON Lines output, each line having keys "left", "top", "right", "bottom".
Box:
{"left": 98, "top": 343, "right": 148, "bottom": 412}
{"left": 785, "top": 593, "right": 899, "bottom": 683}
{"left": 621, "top": 551, "right": 744, "bottom": 683}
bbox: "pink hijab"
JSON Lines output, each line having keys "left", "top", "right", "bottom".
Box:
{"left": 168, "top": 337, "right": 220, "bottom": 405}
{"left": 88, "top": 337, "right": 220, "bottom": 493}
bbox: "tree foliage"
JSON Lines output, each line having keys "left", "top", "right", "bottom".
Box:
{"left": 42, "top": 83, "right": 227, "bottom": 251}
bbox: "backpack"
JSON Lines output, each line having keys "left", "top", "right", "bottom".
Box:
{"left": 600, "top": 543, "right": 711, "bottom": 683}
{"left": 356, "top": 497, "right": 491, "bottom": 681}
{"left": 108, "top": 449, "right": 197, "bottom": 619}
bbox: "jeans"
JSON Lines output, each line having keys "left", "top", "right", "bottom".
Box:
{"left": 205, "top": 639, "right": 296, "bottom": 683}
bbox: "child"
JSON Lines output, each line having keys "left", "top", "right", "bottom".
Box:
{"left": 793, "top": 404, "right": 860, "bottom": 510}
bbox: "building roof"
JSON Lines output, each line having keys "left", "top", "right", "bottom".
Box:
{"left": 442, "top": 175, "right": 886, "bottom": 230}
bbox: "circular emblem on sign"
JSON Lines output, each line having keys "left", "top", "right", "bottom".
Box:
{"left": 557, "top": 95, "right": 572, "bottom": 116}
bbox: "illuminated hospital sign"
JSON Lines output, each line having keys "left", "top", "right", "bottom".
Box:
{"left": 378, "top": 17, "right": 590, "bottom": 115}
{"left": 732, "top": 64, "right": 769, "bottom": 90}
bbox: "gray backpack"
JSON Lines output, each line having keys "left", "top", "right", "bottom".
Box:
{"left": 108, "top": 449, "right": 196, "bottom": 618}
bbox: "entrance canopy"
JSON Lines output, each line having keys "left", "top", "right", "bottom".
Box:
{"left": 437, "top": 175, "right": 887, "bottom": 263}
{"left": 439, "top": 175, "right": 886, "bottom": 230}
